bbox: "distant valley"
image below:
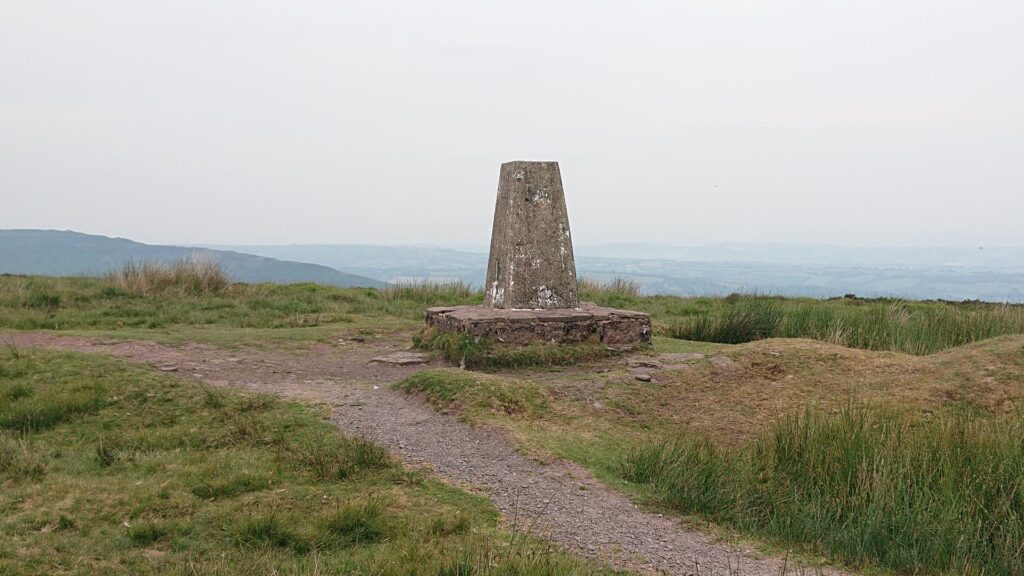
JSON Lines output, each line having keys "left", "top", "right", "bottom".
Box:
{"left": 211, "top": 242, "right": 1024, "bottom": 303}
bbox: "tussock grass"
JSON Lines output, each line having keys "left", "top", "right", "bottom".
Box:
{"left": 667, "top": 295, "right": 1024, "bottom": 354}
{"left": 380, "top": 280, "right": 478, "bottom": 305}
{"left": 107, "top": 257, "right": 231, "bottom": 296}
{"left": 578, "top": 277, "right": 642, "bottom": 299}
{"left": 320, "top": 495, "right": 391, "bottom": 547}
{"left": 281, "top": 433, "right": 391, "bottom": 480}
{"left": 0, "top": 431, "right": 47, "bottom": 480}
{"left": 622, "top": 407, "right": 1024, "bottom": 575}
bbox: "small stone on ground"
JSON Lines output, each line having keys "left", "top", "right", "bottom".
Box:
{"left": 634, "top": 373, "right": 653, "bottom": 382}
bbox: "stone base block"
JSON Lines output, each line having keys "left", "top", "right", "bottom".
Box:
{"left": 424, "top": 302, "right": 652, "bottom": 350}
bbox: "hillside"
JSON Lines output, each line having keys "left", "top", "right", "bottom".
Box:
{"left": 0, "top": 230, "right": 385, "bottom": 288}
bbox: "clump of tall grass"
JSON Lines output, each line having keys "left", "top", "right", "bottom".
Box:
{"left": 622, "top": 407, "right": 1024, "bottom": 575}
{"left": 578, "top": 277, "right": 642, "bottom": 299}
{"left": 106, "top": 257, "right": 231, "bottom": 296}
{"left": 0, "top": 431, "right": 48, "bottom": 480}
{"left": 673, "top": 298, "right": 784, "bottom": 344}
{"left": 668, "top": 295, "right": 1024, "bottom": 354}
{"left": 380, "top": 280, "right": 477, "bottom": 305}
{"left": 277, "top": 432, "right": 391, "bottom": 481}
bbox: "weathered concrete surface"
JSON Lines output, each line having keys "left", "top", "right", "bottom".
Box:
{"left": 425, "top": 302, "right": 652, "bottom": 349}
{"left": 484, "top": 161, "right": 579, "bottom": 309}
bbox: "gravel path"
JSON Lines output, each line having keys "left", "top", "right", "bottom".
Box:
{"left": 6, "top": 332, "right": 848, "bottom": 576}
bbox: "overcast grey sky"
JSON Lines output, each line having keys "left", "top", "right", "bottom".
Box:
{"left": 2, "top": 1, "right": 1021, "bottom": 247}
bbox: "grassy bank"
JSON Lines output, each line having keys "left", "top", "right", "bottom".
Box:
{"left": 0, "top": 348, "right": 611, "bottom": 575}
{"left": 621, "top": 407, "right": 1024, "bottom": 575}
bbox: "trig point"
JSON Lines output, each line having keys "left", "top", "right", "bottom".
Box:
{"left": 485, "top": 161, "right": 579, "bottom": 310}
{"left": 425, "top": 161, "right": 652, "bottom": 350}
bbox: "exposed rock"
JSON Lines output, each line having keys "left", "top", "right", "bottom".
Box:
{"left": 370, "top": 352, "right": 428, "bottom": 366}
{"left": 158, "top": 365, "right": 178, "bottom": 372}
{"left": 634, "top": 373, "right": 653, "bottom": 382}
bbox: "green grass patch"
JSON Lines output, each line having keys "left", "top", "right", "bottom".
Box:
{"left": 621, "top": 407, "right": 1024, "bottom": 575}
{"left": 0, "top": 349, "right": 615, "bottom": 575}
{"left": 0, "top": 275, "right": 481, "bottom": 334}
{"left": 395, "top": 369, "right": 549, "bottom": 419}
{"left": 6, "top": 274, "right": 1024, "bottom": 356}
{"left": 666, "top": 294, "right": 1024, "bottom": 354}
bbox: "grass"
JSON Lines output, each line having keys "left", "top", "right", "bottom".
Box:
{"left": 0, "top": 349, "right": 616, "bottom": 575}
{"left": 395, "top": 369, "right": 550, "bottom": 419}
{"left": 0, "top": 272, "right": 481, "bottom": 342}
{"left": 107, "top": 258, "right": 232, "bottom": 296}
{"left": 664, "top": 295, "right": 1024, "bottom": 355}
{"left": 399, "top": 334, "right": 1024, "bottom": 574}
{"left": 6, "top": 272, "right": 1024, "bottom": 574}
{"left": 8, "top": 269, "right": 1023, "bottom": 356}
{"left": 620, "top": 407, "right": 1024, "bottom": 575}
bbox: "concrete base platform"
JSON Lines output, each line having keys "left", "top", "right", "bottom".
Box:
{"left": 424, "top": 302, "right": 652, "bottom": 350}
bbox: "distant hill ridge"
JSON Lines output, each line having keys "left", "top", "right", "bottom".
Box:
{"left": 0, "top": 230, "right": 386, "bottom": 288}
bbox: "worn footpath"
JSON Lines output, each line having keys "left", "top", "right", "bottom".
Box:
{"left": 6, "top": 332, "right": 847, "bottom": 576}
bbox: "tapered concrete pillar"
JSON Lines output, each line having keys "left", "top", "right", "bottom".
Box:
{"left": 484, "top": 161, "right": 579, "bottom": 309}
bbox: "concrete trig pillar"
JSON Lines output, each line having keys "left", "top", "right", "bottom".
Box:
{"left": 483, "top": 161, "right": 579, "bottom": 309}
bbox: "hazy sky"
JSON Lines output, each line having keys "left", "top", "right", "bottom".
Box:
{"left": 3, "top": 1, "right": 1022, "bottom": 247}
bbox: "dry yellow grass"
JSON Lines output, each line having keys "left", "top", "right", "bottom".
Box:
{"left": 450, "top": 335, "right": 1024, "bottom": 450}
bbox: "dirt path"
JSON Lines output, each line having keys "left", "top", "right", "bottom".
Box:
{"left": 6, "top": 332, "right": 846, "bottom": 576}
